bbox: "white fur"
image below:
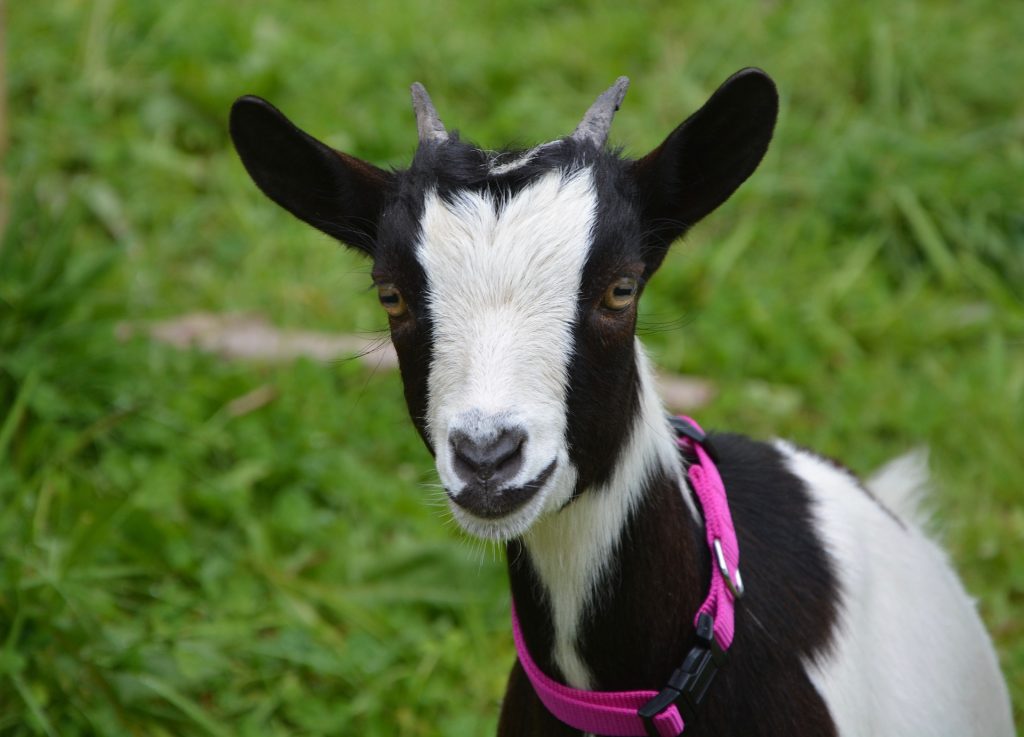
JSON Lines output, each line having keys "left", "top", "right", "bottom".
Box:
{"left": 417, "top": 167, "right": 696, "bottom": 691}
{"left": 414, "top": 166, "right": 1012, "bottom": 735}
{"left": 416, "top": 168, "right": 596, "bottom": 540}
{"left": 777, "top": 442, "right": 1014, "bottom": 737}
{"left": 487, "top": 141, "right": 562, "bottom": 176}
{"left": 523, "top": 344, "right": 692, "bottom": 688}
{"left": 865, "top": 447, "right": 931, "bottom": 525}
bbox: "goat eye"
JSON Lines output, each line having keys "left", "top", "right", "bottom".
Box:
{"left": 377, "top": 284, "right": 408, "bottom": 317}
{"left": 602, "top": 277, "right": 638, "bottom": 311}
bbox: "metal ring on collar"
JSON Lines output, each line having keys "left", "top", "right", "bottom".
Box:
{"left": 713, "top": 538, "right": 744, "bottom": 599}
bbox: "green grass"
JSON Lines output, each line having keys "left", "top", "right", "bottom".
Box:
{"left": 3, "top": 1, "right": 1022, "bottom": 734}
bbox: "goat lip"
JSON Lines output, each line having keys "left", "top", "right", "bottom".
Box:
{"left": 445, "top": 460, "right": 557, "bottom": 520}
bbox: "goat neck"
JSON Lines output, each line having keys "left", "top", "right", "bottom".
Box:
{"left": 508, "top": 343, "right": 706, "bottom": 691}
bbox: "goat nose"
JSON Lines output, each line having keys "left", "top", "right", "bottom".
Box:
{"left": 450, "top": 428, "right": 526, "bottom": 486}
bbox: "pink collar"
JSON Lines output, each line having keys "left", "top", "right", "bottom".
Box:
{"left": 511, "top": 416, "right": 743, "bottom": 737}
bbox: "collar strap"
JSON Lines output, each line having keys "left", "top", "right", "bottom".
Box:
{"left": 511, "top": 416, "right": 743, "bottom": 737}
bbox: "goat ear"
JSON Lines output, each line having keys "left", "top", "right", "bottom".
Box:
{"left": 229, "top": 95, "right": 391, "bottom": 256}
{"left": 632, "top": 68, "right": 778, "bottom": 248}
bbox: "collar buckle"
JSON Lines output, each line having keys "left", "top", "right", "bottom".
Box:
{"left": 637, "top": 613, "right": 726, "bottom": 737}
{"left": 669, "top": 415, "right": 719, "bottom": 463}
{"left": 668, "top": 415, "right": 706, "bottom": 444}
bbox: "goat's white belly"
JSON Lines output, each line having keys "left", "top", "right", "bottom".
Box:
{"left": 778, "top": 443, "right": 1013, "bottom": 737}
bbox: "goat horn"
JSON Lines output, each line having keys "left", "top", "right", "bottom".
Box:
{"left": 410, "top": 82, "right": 449, "bottom": 145}
{"left": 571, "top": 76, "right": 630, "bottom": 148}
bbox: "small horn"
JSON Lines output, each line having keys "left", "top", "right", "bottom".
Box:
{"left": 411, "top": 82, "right": 449, "bottom": 145}
{"left": 571, "top": 76, "right": 630, "bottom": 148}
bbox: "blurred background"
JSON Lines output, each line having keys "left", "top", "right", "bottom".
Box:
{"left": 2, "top": 1, "right": 1022, "bottom": 734}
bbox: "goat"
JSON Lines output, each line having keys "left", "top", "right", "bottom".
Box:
{"left": 229, "top": 70, "right": 1014, "bottom": 736}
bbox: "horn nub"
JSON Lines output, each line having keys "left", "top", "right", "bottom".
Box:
{"left": 410, "top": 82, "right": 449, "bottom": 145}
{"left": 571, "top": 76, "right": 630, "bottom": 148}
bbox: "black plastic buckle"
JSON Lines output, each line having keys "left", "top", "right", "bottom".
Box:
{"left": 668, "top": 416, "right": 706, "bottom": 444}
{"left": 637, "top": 613, "right": 726, "bottom": 737}
{"left": 669, "top": 416, "right": 718, "bottom": 464}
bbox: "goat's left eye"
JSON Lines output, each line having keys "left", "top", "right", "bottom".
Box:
{"left": 377, "top": 284, "right": 408, "bottom": 317}
{"left": 602, "top": 277, "right": 638, "bottom": 311}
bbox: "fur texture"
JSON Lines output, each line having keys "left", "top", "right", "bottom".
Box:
{"left": 229, "top": 70, "right": 1014, "bottom": 737}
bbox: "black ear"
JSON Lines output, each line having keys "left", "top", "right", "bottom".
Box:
{"left": 229, "top": 95, "right": 391, "bottom": 255}
{"left": 632, "top": 68, "right": 778, "bottom": 249}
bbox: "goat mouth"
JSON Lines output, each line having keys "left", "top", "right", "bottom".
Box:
{"left": 446, "top": 461, "right": 557, "bottom": 520}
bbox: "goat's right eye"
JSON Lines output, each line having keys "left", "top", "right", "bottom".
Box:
{"left": 377, "top": 284, "right": 408, "bottom": 318}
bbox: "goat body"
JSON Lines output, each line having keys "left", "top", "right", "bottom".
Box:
{"left": 230, "top": 70, "right": 1014, "bottom": 736}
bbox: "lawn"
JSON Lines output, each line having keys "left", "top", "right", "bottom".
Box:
{"left": 2, "top": 1, "right": 1022, "bottom": 734}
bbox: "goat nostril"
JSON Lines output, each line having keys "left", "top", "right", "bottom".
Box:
{"left": 490, "top": 433, "right": 523, "bottom": 469}
{"left": 450, "top": 428, "right": 526, "bottom": 485}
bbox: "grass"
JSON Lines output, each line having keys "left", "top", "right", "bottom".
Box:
{"left": 3, "top": 0, "right": 1022, "bottom": 734}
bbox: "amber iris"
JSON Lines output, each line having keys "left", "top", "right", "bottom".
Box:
{"left": 377, "top": 284, "right": 408, "bottom": 317}
{"left": 602, "top": 277, "right": 638, "bottom": 311}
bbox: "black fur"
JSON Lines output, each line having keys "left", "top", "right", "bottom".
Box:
{"left": 229, "top": 70, "right": 808, "bottom": 736}
{"left": 372, "top": 167, "right": 434, "bottom": 449}
{"left": 501, "top": 433, "right": 841, "bottom": 737}
{"left": 229, "top": 96, "right": 392, "bottom": 255}
{"left": 229, "top": 72, "right": 778, "bottom": 492}
{"left": 564, "top": 153, "right": 648, "bottom": 495}
{"left": 632, "top": 68, "right": 779, "bottom": 256}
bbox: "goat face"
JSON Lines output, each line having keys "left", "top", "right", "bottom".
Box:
{"left": 230, "top": 70, "right": 778, "bottom": 540}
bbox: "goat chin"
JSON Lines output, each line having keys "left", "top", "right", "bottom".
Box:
{"left": 231, "top": 71, "right": 1014, "bottom": 737}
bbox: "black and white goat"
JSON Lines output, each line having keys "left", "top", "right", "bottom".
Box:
{"left": 229, "top": 70, "right": 1013, "bottom": 736}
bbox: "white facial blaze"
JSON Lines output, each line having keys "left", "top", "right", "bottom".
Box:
{"left": 415, "top": 167, "right": 693, "bottom": 692}
{"left": 415, "top": 168, "right": 597, "bottom": 538}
